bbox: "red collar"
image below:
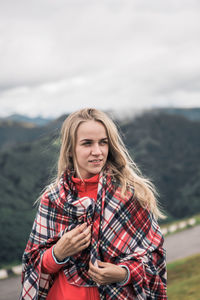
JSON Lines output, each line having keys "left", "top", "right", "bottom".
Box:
{"left": 72, "top": 173, "right": 99, "bottom": 185}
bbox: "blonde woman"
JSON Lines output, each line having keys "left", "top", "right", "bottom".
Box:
{"left": 20, "top": 108, "right": 167, "bottom": 300}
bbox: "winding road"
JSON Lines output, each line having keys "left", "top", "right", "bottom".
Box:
{"left": 1, "top": 225, "right": 200, "bottom": 300}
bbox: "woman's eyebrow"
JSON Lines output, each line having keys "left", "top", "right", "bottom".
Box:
{"left": 80, "top": 137, "right": 108, "bottom": 142}
{"left": 80, "top": 138, "right": 92, "bottom": 142}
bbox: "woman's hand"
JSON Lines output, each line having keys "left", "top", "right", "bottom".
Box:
{"left": 53, "top": 223, "right": 91, "bottom": 261}
{"left": 88, "top": 260, "right": 128, "bottom": 285}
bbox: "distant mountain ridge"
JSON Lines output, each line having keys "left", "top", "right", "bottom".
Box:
{"left": 1, "top": 107, "right": 200, "bottom": 128}
{"left": 154, "top": 107, "right": 200, "bottom": 121}
{"left": 0, "top": 113, "right": 53, "bottom": 126}
{"left": 0, "top": 114, "right": 68, "bottom": 151}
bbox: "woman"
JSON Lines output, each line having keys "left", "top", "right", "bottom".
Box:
{"left": 20, "top": 108, "right": 167, "bottom": 300}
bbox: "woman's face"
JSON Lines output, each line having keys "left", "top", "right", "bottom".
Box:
{"left": 75, "top": 120, "right": 109, "bottom": 179}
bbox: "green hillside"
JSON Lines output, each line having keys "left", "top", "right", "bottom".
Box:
{"left": 0, "top": 134, "right": 60, "bottom": 265}
{"left": 0, "top": 114, "right": 67, "bottom": 151}
{"left": 122, "top": 112, "right": 200, "bottom": 219}
{"left": 167, "top": 254, "right": 200, "bottom": 300}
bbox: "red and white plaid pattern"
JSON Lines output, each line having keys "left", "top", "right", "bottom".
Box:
{"left": 20, "top": 169, "right": 167, "bottom": 299}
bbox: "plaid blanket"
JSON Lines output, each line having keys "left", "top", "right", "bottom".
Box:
{"left": 20, "top": 170, "right": 167, "bottom": 300}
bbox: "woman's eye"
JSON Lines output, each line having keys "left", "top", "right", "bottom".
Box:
{"left": 100, "top": 140, "right": 108, "bottom": 145}
{"left": 83, "top": 142, "right": 91, "bottom": 146}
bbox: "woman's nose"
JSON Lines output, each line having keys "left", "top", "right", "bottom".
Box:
{"left": 91, "top": 144, "right": 102, "bottom": 155}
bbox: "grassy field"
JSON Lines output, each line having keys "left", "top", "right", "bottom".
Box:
{"left": 167, "top": 253, "right": 200, "bottom": 300}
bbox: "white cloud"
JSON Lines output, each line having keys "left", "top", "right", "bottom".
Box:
{"left": 0, "top": 0, "right": 200, "bottom": 117}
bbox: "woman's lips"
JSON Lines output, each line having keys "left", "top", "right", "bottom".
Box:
{"left": 89, "top": 159, "right": 102, "bottom": 163}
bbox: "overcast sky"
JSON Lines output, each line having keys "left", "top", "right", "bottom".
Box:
{"left": 0, "top": 0, "right": 200, "bottom": 118}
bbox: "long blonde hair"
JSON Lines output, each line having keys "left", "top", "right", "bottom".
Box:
{"left": 57, "top": 108, "right": 165, "bottom": 220}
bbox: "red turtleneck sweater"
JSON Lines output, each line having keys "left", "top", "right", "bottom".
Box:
{"left": 42, "top": 174, "right": 100, "bottom": 300}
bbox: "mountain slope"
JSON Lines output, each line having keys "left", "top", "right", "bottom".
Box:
{"left": 122, "top": 112, "right": 200, "bottom": 218}
{"left": 0, "top": 114, "right": 68, "bottom": 151}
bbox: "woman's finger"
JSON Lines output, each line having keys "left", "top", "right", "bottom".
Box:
{"left": 89, "top": 260, "right": 96, "bottom": 271}
{"left": 88, "top": 265, "right": 98, "bottom": 280}
{"left": 74, "top": 227, "right": 91, "bottom": 246}
{"left": 88, "top": 268, "right": 105, "bottom": 285}
{"left": 75, "top": 229, "right": 91, "bottom": 249}
{"left": 74, "top": 223, "right": 87, "bottom": 234}
{"left": 89, "top": 261, "right": 103, "bottom": 276}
